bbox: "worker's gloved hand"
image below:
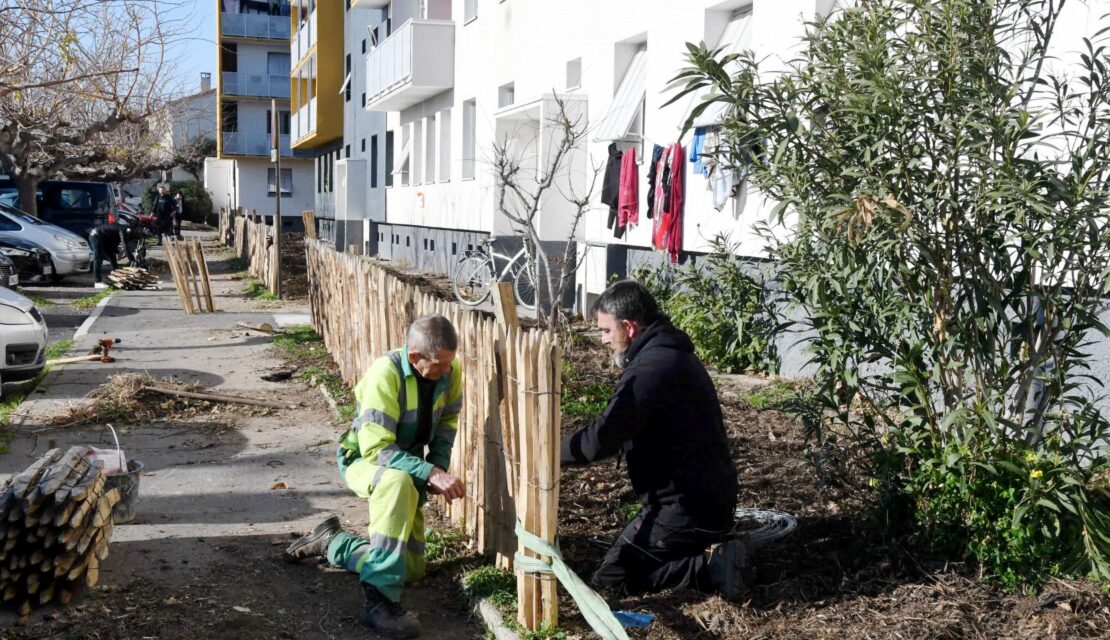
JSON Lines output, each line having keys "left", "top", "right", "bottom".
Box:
{"left": 427, "top": 466, "right": 465, "bottom": 501}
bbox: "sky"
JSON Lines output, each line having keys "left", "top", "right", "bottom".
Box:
{"left": 164, "top": 0, "right": 219, "bottom": 98}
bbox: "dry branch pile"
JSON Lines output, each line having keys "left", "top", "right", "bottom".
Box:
{"left": 0, "top": 447, "right": 119, "bottom": 618}
{"left": 107, "top": 267, "right": 159, "bottom": 291}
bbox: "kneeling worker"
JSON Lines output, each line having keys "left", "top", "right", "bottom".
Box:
{"left": 561, "top": 280, "right": 747, "bottom": 598}
{"left": 287, "top": 314, "right": 465, "bottom": 639}
{"left": 88, "top": 221, "right": 134, "bottom": 290}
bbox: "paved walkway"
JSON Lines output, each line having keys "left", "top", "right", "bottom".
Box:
{"left": 1, "top": 232, "right": 475, "bottom": 639}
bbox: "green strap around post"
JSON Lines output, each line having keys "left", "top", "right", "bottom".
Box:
{"left": 513, "top": 520, "right": 629, "bottom": 640}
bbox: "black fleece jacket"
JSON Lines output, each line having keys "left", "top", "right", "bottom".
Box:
{"left": 560, "top": 319, "right": 738, "bottom": 520}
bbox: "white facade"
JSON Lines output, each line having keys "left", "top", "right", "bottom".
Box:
{"left": 214, "top": 1, "right": 314, "bottom": 220}
{"left": 352, "top": 0, "right": 825, "bottom": 303}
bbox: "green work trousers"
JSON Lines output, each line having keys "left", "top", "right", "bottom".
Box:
{"left": 327, "top": 455, "right": 426, "bottom": 603}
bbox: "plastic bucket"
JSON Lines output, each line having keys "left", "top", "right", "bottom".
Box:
{"left": 103, "top": 459, "right": 144, "bottom": 524}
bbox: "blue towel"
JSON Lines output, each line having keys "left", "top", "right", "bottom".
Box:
{"left": 613, "top": 611, "right": 655, "bottom": 628}
{"left": 690, "top": 127, "right": 709, "bottom": 177}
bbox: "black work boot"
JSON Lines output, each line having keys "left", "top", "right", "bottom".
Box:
{"left": 707, "top": 537, "right": 752, "bottom": 601}
{"left": 284, "top": 515, "right": 342, "bottom": 562}
{"left": 362, "top": 584, "right": 421, "bottom": 639}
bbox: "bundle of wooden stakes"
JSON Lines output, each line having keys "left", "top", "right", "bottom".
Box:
{"left": 163, "top": 236, "right": 215, "bottom": 314}
{"left": 107, "top": 267, "right": 159, "bottom": 291}
{"left": 0, "top": 447, "right": 119, "bottom": 617}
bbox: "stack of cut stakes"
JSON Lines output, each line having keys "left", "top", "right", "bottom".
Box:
{"left": 0, "top": 447, "right": 119, "bottom": 617}
{"left": 107, "top": 267, "right": 159, "bottom": 291}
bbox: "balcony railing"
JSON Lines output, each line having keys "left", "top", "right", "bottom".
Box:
{"left": 365, "top": 19, "right": 455, "bottom": 111}
{"left": 222, "top": 131, "right": 295, "bottom": 157}
{"left": 221, "top": 12, "right": 291, "bottom": 41}
{"left": 291, "top": 9, "right": 316, "bottom": 63}
{"left": 221, "top": 72, "right": 291, "bottom": 99}
{"left": 291, "top": 97, "right": 317, "bottom": 143}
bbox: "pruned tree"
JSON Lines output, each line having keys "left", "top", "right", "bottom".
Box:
{"left": 0, "top": 0, "right": 187, "bottom": 216}
{"left": 492, "top": 95, "right": 599, "bottom": 338}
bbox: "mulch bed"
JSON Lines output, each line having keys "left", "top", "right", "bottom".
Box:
{"left": 554, "top": 334, "right": 1110, "bottom": 639}
{"left": 279, "top": 233, "right": 309, "bottom": 300}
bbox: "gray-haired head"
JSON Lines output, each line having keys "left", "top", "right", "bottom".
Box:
{"left": 406, "top": 314, "right": 458, "bottom": 355}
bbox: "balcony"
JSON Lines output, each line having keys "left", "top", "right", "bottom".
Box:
{"left": 291, "top": 97, "right": 317, "bottom": 145}
{"left": 221, "top": 12, "right": 291, "bottom": 41}
{"left": 222, "top": 131, "right": 296, "bottom": 157}
{"left": 365, "top": 19, "right": 455, "bottom": 111}
{"left": 291, "top": 9, "right": 316, "bottom": 63}
{"left": 351, "top": 0, "right": 390, "bottom": 8}
{"left": 221, "top": 72, "right": 291, "bottom": 99}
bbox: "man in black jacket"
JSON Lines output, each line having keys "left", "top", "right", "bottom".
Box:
{"left": 151, "top": 184, "right": 175, "bottom": 244}
{"left": 88, "top": 222, "right": 135, "bottom": 290}
{"left": 561, "top": 280, "right": 746, "bottom": 598}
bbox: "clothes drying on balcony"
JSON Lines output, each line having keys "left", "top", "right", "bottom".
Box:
{"left": 601, "top": 143, "right": 626, "bottom": 239}
{"left": 617, "top": 146, "right": 639, "bottom": 229}
{"left": 653, "top": 143, "right": 685, "bottom": 264}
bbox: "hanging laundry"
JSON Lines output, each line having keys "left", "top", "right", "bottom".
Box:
{"left": 600, "top": 143, "right": 626, "bottom": 239}
{"left": 646, "top": 144, "right": 664, "bottom": 219}
{"left": 653, "top": 143, "right": 685, "bottom": 264}
{"left": 617, "top": 146, "right": 639, "bottom": 229}
{"left": 711, "top": 167, "right": 737, "bottom": 212}
{"left": 690, "top": 127, "right": 710, "bottom": 177}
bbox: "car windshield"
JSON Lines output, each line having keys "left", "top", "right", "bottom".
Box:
{"left": 0, "top": 203, "right": 44, "bottom": 225}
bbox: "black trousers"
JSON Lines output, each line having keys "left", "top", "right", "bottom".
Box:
{"left": 89, "top": 234, "right": 118, "bottom": 284}
{"left": 591, "top": 502, "right": 732, "bottom": 596}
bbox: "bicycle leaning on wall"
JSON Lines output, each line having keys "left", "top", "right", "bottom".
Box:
{"left": 450, "top": 237, "right": 538, "bottom": 311}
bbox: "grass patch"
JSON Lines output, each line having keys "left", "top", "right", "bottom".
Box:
{"left": 463, "top": 565, "right": 516, "bottom": 609}
{"left": 0, "top": 339, "right": 74, "bottom": 432}
{"left": 743, "top": 381, "right": 798, "bottom": 410}
{"left": 73, "top": 289, "right": 112, "bottom": 310}
{"left": 619, "top": 500, "right": 643, "bottom": 522}
{"left": 17, "top": 290, "right": 53, "bottom": 307}
{"left": 273, "top": 326, "right": 355, "bottom": 420}
{"left": 425, "top": 526, "right": 468, "bottom": 564}
{"left": 561, "top": 361, "right": 610, "bottom": 418}
{"left": 244, "top": 277, "right": 278, "bottom": 301}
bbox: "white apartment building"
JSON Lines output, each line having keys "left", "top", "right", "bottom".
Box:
{"left": 343, "top": 0, "right": 833, "bottom": 307}
{"left": 151, "top": 73, "right": 218, "bottom": 182}
{"left": 206, "top": 0, "right": 314, "bottom": 223}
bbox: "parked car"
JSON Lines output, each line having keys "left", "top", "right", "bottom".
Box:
{"left": 0, "top": 179, "right": 117, "bottom": 237}
{"left": 0, "top": 202, "right": 93, "bottom": 279}
{"left": 0, "top": 237, "right": 54, "bottom": 284}
{"left": 0, "top": 285, "right": 48, "bottom": 382}
{"left": 0, "top": 253, "right": 18, "bottom": 288}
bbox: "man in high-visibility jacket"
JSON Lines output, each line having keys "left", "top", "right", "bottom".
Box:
{"left": 285, "top": 314, "right": 465, "bottom": 639}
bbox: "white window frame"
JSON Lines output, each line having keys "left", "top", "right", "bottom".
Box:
{"left": 594, "top": 44, "right": 647, "bottom": 143}
{"left": 438, "top": 108, "right": 452, "bottom": 182}
{"left": 462, "top": 99, "right": 476, "bottom": 180}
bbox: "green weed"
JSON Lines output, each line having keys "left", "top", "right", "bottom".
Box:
{"left": 425, "top": 526, "right": 468, "bottom": 564}
{"left": 73, "top": 289, "right": 112, "bottom": 310}
{"left": 744, "top": 381, "right": 798, "bottom": 410}
{"left": 17, "top": 290, "right": 53, "bottom": 307}
{"left": 463, "top": 565, "right": 516, "bottom": 608}
{"left": 244, "top": 277, "right": 278, "bottom": 300}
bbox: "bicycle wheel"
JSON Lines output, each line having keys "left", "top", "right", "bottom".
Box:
{"left": 512, "top": 262, "right": 538, "bottom": 311}
{"left": 452, "top": 254, "right": 494, "bottom": 306}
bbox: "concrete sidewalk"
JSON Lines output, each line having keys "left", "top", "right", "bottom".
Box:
{"left": 0, "top": 232, "right": 475, "bottom": 639}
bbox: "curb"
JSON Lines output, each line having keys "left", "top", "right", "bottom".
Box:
{"left": 474, "top": 598, "right": 521, "bottom": 640}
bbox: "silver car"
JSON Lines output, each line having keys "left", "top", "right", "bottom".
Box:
{"left": 0, "top": 203, "right": 93, "bottom": 279}
{"left": 0, "top": 285, "right": 48, "bottom": 383}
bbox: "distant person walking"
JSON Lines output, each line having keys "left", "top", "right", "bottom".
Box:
{"left": 151, "top": 184, "right": 175, "bottom": 245}
{"left": 172, "top": 192, "right": 184, "bottom": 238}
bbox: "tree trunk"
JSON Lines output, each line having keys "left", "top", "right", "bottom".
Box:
{"left": 16, "top": 175, "right": 41, "bottom": 218}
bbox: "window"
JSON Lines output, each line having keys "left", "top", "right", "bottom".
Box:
{"left": 361, "top": 138, "right": 366, "bottom": 153}
{"left": 385, "top": 131, "right": 394, "bottom": 187}
{"left": 694, "top": 7, "right": 753, "bottom": 127}
{"left": 391, "top": 127, "right": 412, "bottom": 187}
{"left": 267, "top": 168, "right": 294, "bottom": 196}
{"left": 221, "top": 43, "right": 237, "bottom": 72}
{"left": 344, "top": 54, "right": 352, "bottom": 102}
{"left": 346, "top": 144, "right": 351, "bottom": 158}
{"left": 267, "top": 52, "right": 290, "bottom": 77}
{"left": 462, "top": 99, "right": 476, "bottom": 180}
{"left": 361, "top": 92, "right": 366, "bottom": 108}
{"left": 438, "top": 108, "right": 451, "bottom": 182}
{"left": 265, "top": 110, "right": 290, "bottom": 135}
{"left": 464, "top": 0, "right": 478, "bottom": 22}
{"left": 370, "top": 135, "right": 378, "bottom": 188}
{"left": 566, "top": 58, "right": 582, "bottom": 90}
{"left": 221, "top": 102, "right": 238, "bottom": 132}
{"left": 361, "top": 38, "right": 366, "bottom": 54}
{"left": 425, "top": 117, "right": 436, "bottom": 184}
{"left": 595, "top": 42, "right": 647, "bottom": 144}
{"left": 498, "top": 82, "right": 515, "bottom": 108}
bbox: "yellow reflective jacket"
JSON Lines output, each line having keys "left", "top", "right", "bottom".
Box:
{"left": 339, "top": 347, "right": 463, "bottom": 486}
